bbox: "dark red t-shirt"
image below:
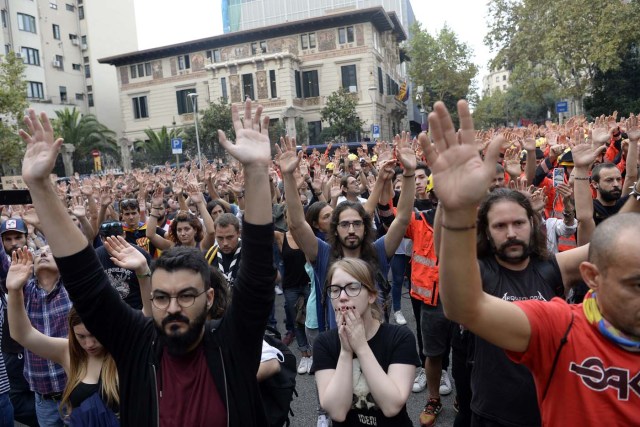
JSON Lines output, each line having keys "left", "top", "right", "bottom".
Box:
{"left": 159, "top": 345, "right": 226, "bottom": 427}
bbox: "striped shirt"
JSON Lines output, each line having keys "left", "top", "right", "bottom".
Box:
{"left": 23, "top": 276, "right": 71, "bottom": 394}
{"left": 0, "top": 295, "right": 9, "bottom": 395}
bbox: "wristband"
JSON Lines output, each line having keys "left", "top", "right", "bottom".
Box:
{"left": 148, "top": 214, "right": 160, "bottom": 219}
{"left": 574, "top": 177, "right": 590, "bottom": 181}
{"left": 441, "top": 223, "right": 476, "bottom": 231}
{"left": 136, "top": 269, "right": 151, "bottom": 279}
{"left": 402, "top": 173, "right": 415, "bottom": 178}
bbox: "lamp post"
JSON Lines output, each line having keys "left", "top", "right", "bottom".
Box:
{"left": 187, "top": 92, "right": 202, "bottom": 168}
{"left": 368, "top": 86, "right": 377, "bottom": 141}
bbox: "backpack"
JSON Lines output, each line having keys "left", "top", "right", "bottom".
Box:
{"left": 260, "top": 326, "right": 298, "bottom": 427}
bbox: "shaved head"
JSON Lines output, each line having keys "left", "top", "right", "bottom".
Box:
{"left": 588, "top": 213, "right": 640, "bottom": 273}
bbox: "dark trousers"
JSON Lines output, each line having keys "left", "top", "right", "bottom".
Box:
{"left": 452, "top": 328, "right": 473, "bottom": 427}
{"left": 3, "top": 352, "right": 38, "bottom": 427}
{"left": 410, "top": 295, "right": 450, "bottom": 369}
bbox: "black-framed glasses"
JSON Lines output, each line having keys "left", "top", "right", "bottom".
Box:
{"left": 120, "top": 199, "right": 139, "bottom": 210}
{"left": 150, "top": 289, "right": 207, "bottom": 310}
{"left": 338, "top": 220, "right": 364, "bottom": 230}
{"left": 327, "top": 282, "right": 363, "bottom": 299}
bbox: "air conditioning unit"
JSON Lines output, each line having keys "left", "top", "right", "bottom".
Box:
{"left": 71, "top": 39, "right": 79, "bottom": 46}
{"left": 52, "top": 60, "right": 61, "bottom": 68}
{"left": 349, "top": 85, "right": 357, "bottom": 93}
{"left": 81, "top": 43, "right": 87, "bottom": 50}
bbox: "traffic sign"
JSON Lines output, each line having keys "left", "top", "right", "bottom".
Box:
{"left": 171, "top": 138, "right": 183, "bottom": 154}
{"left": 372, "top": 124, "right": 380, "bottom": 138}
{"left": 556, "top": 101, "right": 568, "bottom": 113}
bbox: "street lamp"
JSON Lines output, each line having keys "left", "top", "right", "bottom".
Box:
{"left": 187, "top": 92, "right": 202, "bottom": 168}
{"left": 368, "top": 86, "right": 377, "bottom": 141}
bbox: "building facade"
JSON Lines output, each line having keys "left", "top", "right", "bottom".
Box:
{"left": 482, "top": 68, "right": 511, "bottom": 96}
{"left": 99, "top": 7, "right": 407, "bottom": 163}
{"left": 0, "top": 0, "right": 137, "bottom": 135}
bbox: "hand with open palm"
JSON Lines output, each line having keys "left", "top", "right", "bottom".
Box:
{"left": 20, "top": 109, "right": 64, "bottom": 185}
{"left": 218, "top": 99, "right": 271, "bottom": 168}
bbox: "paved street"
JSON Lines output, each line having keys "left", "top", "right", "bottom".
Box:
{"left": 274, "top": 290, "right": 458, "bottom": 427}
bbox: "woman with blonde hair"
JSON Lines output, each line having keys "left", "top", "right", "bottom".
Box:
{"left": 7, "top": 248, "right": 120, "bottom": 425}
{"left": 311, "top": 258, "right": 419, "bottom": 426}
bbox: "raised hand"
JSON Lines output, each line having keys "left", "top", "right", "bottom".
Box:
{"left": 592, "top": 115, "right": 612, "bottom": 146}
{"left": 626, "top": 114, "right": 640, "bottom": 142}
{"left": 395, "top": 131, "right": 417, "bottom": 173}
{"left": 104, "top": 236, "right": 149, "bottom": 273}
{"left": 503, "top": 147, "right": 522, "bottom": 179}
{"left": 6, "top": 247, "right": 33, "bottom": 292}
{"left": 570, "top": 129, "right": 607, "bottom": 169}
{"left": 19, "top": 110, "right": 63, "bottom": 185}
{"left": 421, "top": 101, "right": 501, "bottom": 211}
{"left": 275, "top": 135, "right": 301, "bottom": 175}
{"left": 218, "top": 99, "right": 271, "bottom": 167}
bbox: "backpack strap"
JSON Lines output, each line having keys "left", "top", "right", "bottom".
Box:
{"left": 542, "top": 312, "right": 574, "bottom": 401}
{"left": 205, "top": 245, "right": 219, "bottom": 265}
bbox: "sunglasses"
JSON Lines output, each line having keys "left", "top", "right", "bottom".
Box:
{"left": 120, "top": 199, "right": 139, "bottom": 210}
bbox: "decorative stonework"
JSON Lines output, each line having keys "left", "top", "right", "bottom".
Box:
{"left": 169, "top": 57, "right": 177, "bottom": 76}
{"left": 256, "top": 70, "right": 268, "bottom": 100}
{"left": 355, "top": 24, "right": 364, "bottom": 46}
{"left": 152, "top": 60, "right": 163, "bottom": 79}
{"left": 191, "top": 53, "right": 205, "bottom": 72}
{"left": 119, "top": 67, "right": 129, "bottom": 85}
{"left": 318, "top": 29, "right": 336, "bottom": 52}
{"left": 229, "top": 74, "right": 241, "bottom": 102}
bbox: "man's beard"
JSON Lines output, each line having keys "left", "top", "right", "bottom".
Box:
{"left": 491, "top": 238, "right": 531, "bottom": 264}
{"left": 155, "top": 307, "right": 208, "bottom": 356}
{"left": 599, "top": 187, "right": 621, "bottom": 202}
{"left": 340, "top": 234, "right": 362, "bottom": 250}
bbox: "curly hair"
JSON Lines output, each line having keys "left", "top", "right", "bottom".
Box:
{"left": 476, "top": 188, "right": 548, "bottom": 260}
{"left": 168, "top": 212, "right": 203, "bottom": 245}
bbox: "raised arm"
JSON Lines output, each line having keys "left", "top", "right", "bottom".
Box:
{"left": 623, "top": 115, "right": 640, "bottom": 196}
{"left": 382, "top": 132, "right": 416, "bottom": 258}
{"left": 423, "top": 100, "right": 531, "bottom": 353}
{"left": 6, "top": 248, "right": 69, "bottom": 369}
{"left": 188, "top": 183, "right": 216, "bottom": 250}
{"left": 146, "top": 189, "right": 173, "bottom": 251}
{"left": 276, "top": 136, "right": 319, "bottom": 262}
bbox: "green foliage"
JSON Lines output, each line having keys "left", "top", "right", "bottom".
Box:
{"left": 134, "top": 126, "right": 184, "bottom": 165}
{"left": 268, "top": 119, "right": 286, "bottom": 146}
{"left": 200, "top": 98, "right": 234, "bottom": 158}
{"left": 407, "top": 22, "right": 478, "bottom": 113}
{"left": 52, "top": 107, "right": 117, "bottom": 173}
{"left": 473, "top": 89, "right": 508, "bottom": 129}
{"left": 486, "top": 0, "right": 640, "bottom": 101}
{"left": 320, "top": 88, "right": 365, "bottom": 141}
{"left": 295, "top": 117, "right": 309, "bottom": 145}
{"left": 0, "top": 52, "right": 28, "bottom": 175}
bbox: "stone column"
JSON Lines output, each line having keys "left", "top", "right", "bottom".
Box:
{"left": 60, "top": 143, "right": 75, "bottom": 177}
{"left": 118, "top": 137, "right": 133, "bottom": 172}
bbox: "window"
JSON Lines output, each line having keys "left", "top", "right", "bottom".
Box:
{"left": 378, "top": 67, "right": 383, "bottom": 94}
{"left": 338, "top": 26, "right": 354, "bottom": 44}
{"left": 72, "top": 63, "right": 81, "bottom": 71}
{"left": 54, "top": 54, "right": 63, "bottom": 69}
{"left": 269, "top": 70, "right": 277, "bottom": 98}
{"left": 132, "top": 96, "right": 148, "bottom": 119}
{"left": 69, "top": 34, "right": 78, "bottom": 45}
{"left": 295, "top": 70, "right": 302, "bottom": 98}
{"left": 78, "top": 6, "right": 84, "bottom": 19}
{"left": 221, "top": 77, "right": 228, "bottom": 102}
{"left": 49, "top": 0, "right": 58, "bottom": 9}
{"left": 177, "top": 54, "right": 190, "bottom": 70}
{"left": 87, "top": 85, "right": 92, "bottom": 92}
{"left": 206, "top": 49, "right": 221, "bottom": 63}
{"left": 341, "top": 65, "right": 357, "bottom": 92}
{"left": 52, "top": 24, "right": 60, "bottom": 40}
{"left": 88, "top": 93, "right": 94, "bottom": 107}
{"left": 81, "top": 35, "right": 87, "bottom": 48}
{"left": 502, "top": 75, "right": 507, "bottom": 81}
{"left": 373, "top": 31, "right": 379, "bottom": 51}
{"left": 4, "top": 45, "right": 10, "bottom": 55}
{"left": 75, "top": 93, "right": 84, "bottom": 101}
{"left": 308, "top": 121, "right": 322, "bottom": 144}
{"left": 130, "top": 62, "right": 151, "bottom": 79}
{"left": 302, "top": 70, "right": 319, "bottom": 98}
{"left": 176, "top": 88, "right": 196, "bottom": 115}
{"left": 65, "top": 3, "right": 74, "bottom": 11}
{"left": 59, "top": 86, "right": 67, "bottom": 103}
{"left": 242, "top": 73, "right": 254, "bottom": 100}
{"left": 83, "top": 56, "right": 89, "bottom": 63}
{"left": 251, "top": 40, "right": 266, "bottom": 55}
{"left": 301, "top": 33, "right": 316, "bottom": 50}
{"left": 495, "top": 76, "right": 499, "bottom": 83}
{"left": 21, "top": 47, "right": 40, "bottom": 66}
{"left": 18, "top": 13, "right": 36, "bottom": 33}
{"left": 84, "top": 64, "right": 90, "bottom": 78}
{"left": 1, "top": 10, "right": 7, "bottom": 28}
{"left": 27, "top": 81, "right": 44, "bottom": 99}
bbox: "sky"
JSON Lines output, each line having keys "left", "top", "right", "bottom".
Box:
{"left": 134, "top": 0, "right": 492, "bottom": 80}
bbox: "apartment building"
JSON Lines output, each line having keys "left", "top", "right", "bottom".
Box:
{"left": 482, "top": 68, "right": 511, "bottom": 96}
{"left": 99, "top": 6, "right": 407, "bottom": 153}
{"left": 0, "top": 0, "right": 137, "bottom": 135}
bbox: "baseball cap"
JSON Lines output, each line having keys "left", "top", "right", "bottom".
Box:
{"left": 0, "top": 218, "right": 28, "bottom": 236}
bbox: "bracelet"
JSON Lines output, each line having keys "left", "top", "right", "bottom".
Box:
{"left": 574, "top": 177, "right": 590, "bottom": 181}
{"left": 136, "top": 269, "right": 151, "bottom": 279}
{"left": 314, "top": 192, "right": 322, "bottom": 197}
{"left": 441, "top": 223, "right": 476, "bottom": 231}
{"left": 148, "top": 214, "right": 160, "bottom": 219}
{"left": 402, "top": 173, "right": 415, "bottom": 178}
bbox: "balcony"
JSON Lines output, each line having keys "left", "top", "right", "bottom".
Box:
{"left": 385, "top": 95, "right": 407, "bottom": 116}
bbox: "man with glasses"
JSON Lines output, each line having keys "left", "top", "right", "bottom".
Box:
{"left": 120, "top": 198, "right": 166, "bottom": 258}
{"left": 18, "top": 100, "right": 276, "bottom": 426}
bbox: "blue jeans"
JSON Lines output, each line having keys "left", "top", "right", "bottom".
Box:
{"left": 0, "top": 392, "right": 14, "bottom": 427}
{"left": 390, "top": 254, "right": 409, "bottom": 311}
{"left": 34, "top": 393, "right": 64, "bottom": 427}
{"left": 283, "top": 285, "right": 310, "bottom": 352}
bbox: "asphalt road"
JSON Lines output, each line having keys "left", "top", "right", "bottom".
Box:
{"left": 273, "top": 290, "right": 458, "bottom": 427}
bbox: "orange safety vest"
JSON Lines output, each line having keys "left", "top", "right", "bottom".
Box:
{"left": 405, "top": 212, "right": 440, "bottom": 306}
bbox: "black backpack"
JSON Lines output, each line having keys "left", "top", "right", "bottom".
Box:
{"left": 260, "top": 326, "right": 298, "bottom": 427}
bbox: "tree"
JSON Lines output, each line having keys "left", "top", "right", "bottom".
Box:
{"left": 473, "top": 89, "right": 509, "bottom": 129}
{"left": 133, "top": 126, "right": 184, "bottom": 166}
{"left": 407, "top": 22, "right": 478, "bottom": 115}
{"left": 0, "top": 52, "right": 28, "bottom": 175}
{"left": 295, "top": 118, "right": 309, "bottom": 144}
{"left": 486, "top": 0, "right": 640, "bottom": 110}
{"left": 192, "top": 98, "right": 234, "bottom": 159}
{"left": 52, "top": 108, "right": 117, "bottom": 174}
{"left": 320, "top": 88, "right": 365, "bottom": 141}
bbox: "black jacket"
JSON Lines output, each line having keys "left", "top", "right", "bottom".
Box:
{"left": 55, "top": 221, "right": 275, "bottom": 427}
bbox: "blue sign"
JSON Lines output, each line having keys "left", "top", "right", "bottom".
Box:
{"left": 372, "top": 124, "right": 380, "bottom": 139}
{"left": 556, "top": 101, "right": 568, "bottom": 113}
{"left": 171, "top": 138, "right": 183, "bottom": 154}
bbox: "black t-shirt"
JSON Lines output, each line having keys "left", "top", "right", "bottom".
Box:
{"left": 124, "top": 223, "right": 166, "bottom": 258}
{"left": 96, "top": 244, "right": 151, "bottom": 310}
{"left": 593, "top": 195, "right": 628, "bottom": 225}
{"left": 311, "top": 323, "right": 420, "bottom": 427}
{"left": 472, "top": 256, "right": 564, "bottom": 426}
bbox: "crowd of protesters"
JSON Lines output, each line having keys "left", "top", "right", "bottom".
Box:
{"left": 0, "top": 98, "right": 638, "bottom": 427}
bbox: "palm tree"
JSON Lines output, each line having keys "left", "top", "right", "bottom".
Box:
{"left": 134, "top": 126, "right": 184, "bottom": 166}
{"left": 53, "top": 108, "right": 117, "bottom": 174}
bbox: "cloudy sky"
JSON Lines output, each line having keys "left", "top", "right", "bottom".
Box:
{"left": 134, "top": 0, "right": 492, "bottom": 78}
